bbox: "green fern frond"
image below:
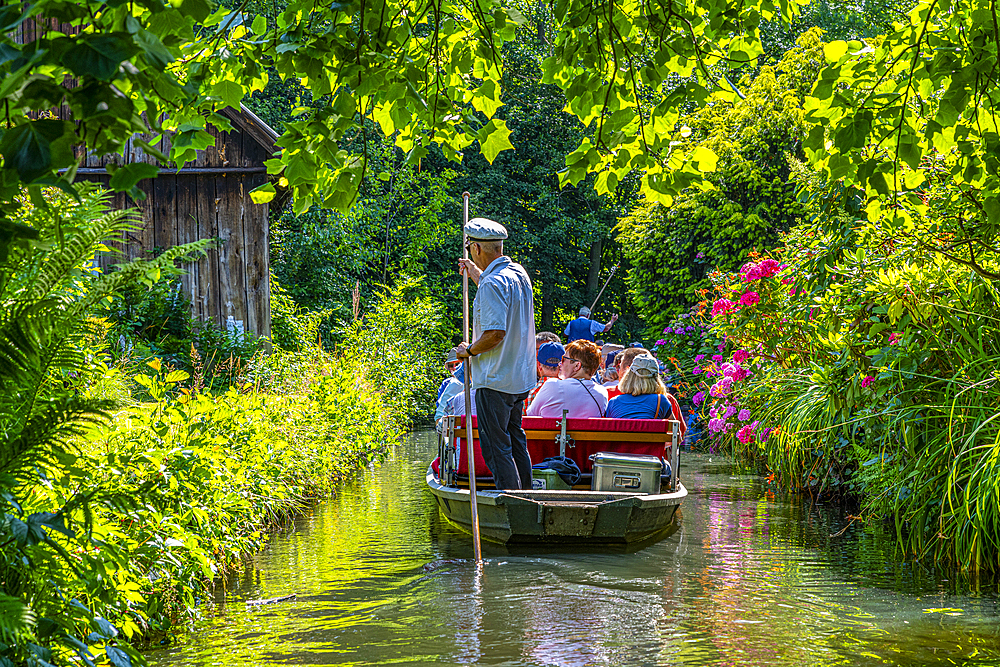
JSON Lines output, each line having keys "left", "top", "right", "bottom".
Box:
{"left": 0, "top": 396, "right": 110, "bottom": 482}
{"left": 26, "top": 208, "right": 139, "bottom": 303}
{"left": 0, "top": 593, "right": 35, "bottom": 642}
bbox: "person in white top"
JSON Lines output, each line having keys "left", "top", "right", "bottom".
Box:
{"left": 526, "top": 339, "right": 608, "bottom": 419}
{"left": 435, "top": 349, "right": 465, "bottom": 432}
{"left": 446, "top": 386, "right": 477, "bottom": 417}
{"left": 456, "top": 217, "right": 537, "bottom": 491}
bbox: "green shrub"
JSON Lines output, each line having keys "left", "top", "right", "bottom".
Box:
{"left": 617, "top": 30, "right": 824, "bottom": 335}
{"left": 269, "top": 274, "right": 331, "bottom": 352}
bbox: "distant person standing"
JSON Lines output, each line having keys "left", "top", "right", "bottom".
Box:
{"left": 565, "top": 307, "right": 618, "bottom": 343}
{"left": 456, "top": 218, "right": 537, "bottom": 491}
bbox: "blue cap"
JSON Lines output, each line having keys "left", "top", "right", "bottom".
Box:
{"left": 537, "top": 342, "right": 565, "bottom": 369}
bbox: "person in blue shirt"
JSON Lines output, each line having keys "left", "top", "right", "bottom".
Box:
{"left": 605, "top": 356, "right": 687, "bottom": 438}
{"left": 564, "top": 306, "right": 618, "bottom": 343}
{"left": 434, "top": 348, "right": 466, "bottom": 432}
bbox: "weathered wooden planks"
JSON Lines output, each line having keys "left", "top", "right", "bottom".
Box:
{"left": 77, "top": 106, "right": 276, "bottom": 339}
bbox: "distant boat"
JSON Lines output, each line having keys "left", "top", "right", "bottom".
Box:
{"left": 427, "top": 414, "right": 687, "bottom": 545}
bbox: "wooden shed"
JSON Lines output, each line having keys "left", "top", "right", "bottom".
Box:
{"left": 13, "top": 19, "right": 279, "bottom": 340}
{"left": 78, "top": 105, "right": 279, "bottom": 341}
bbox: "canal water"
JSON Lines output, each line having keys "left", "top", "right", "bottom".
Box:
{"left": 152, "top": 431, "right": 1000, "bottom": 666}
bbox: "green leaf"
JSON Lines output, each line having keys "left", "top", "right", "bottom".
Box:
{"left": 164, "top": 370, "right": 190, "bottom": 383}
{"left": 471, "top": 80, "right": 502, "bottom": 119}
{"left": 506, "top": 7, "right": 526, "bottom": 25}
{"left": 691, "top": 146, "right": 718, "bottom": 172}
{"left": 0, "top": 120, "right": 75, "bottom": 183}
{"left": 62, "top": 34, "right": 139, "bottom": 81}
{"left": 823, "top": 41, "right": 848, "bottom": 63}
{"left": 136, "top": 29, "right": 175, "bottom": 69}
{"left": 108, "top": 163, "right": 159, "bottom": 195}
{"left": 477, "top": 119, "right": 514, "bottom": 165}
{"left": 212, "top": 80, "right": 244, "bottom": 109}
{"left": 251, "top": 15, "right": 267, "bottom": 34}
{"left": 177, "top": 0, "right": 213, "bottom": 22}
{"left": 249, "top": 182, "right": 275, "bottom": 204}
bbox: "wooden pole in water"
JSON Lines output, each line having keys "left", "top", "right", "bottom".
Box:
{"left": 462, "top": 191, "right": 483, "bottom": 563}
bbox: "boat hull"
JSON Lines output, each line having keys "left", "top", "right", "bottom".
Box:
{"left": 426, "top": 465, "right": 685, "bottom": 545}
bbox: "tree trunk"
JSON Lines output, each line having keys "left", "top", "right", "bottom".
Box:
{"left": 540, "top": 281, "right": 555, "bottom": 331}
{"left": 587, "top": 238, "right": 602, "bottom": 300}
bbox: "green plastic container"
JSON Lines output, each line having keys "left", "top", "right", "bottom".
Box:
{"left": 532, "top": 467, "right": 572, "bottom": 490}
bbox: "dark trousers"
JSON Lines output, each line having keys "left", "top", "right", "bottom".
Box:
{"left": 475, "top": 387, "right": 532, "bottom": 491}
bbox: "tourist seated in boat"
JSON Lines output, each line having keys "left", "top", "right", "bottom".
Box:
{"left": 524, "top": 341, "right": 563, "bottom": 415}
{"left": 606, "top": 346, "right": 650, "bottom": 399}
{"left": 526, "top": 339, "right": 609, "bottom": 418}
{"left": 435, "top": 349, "right": 465, "bottom": 432}
{"left": 445, "top": 385, "right": 477, "bottom": 418}
{"left": 606, "top": 356, "right": 686, "bottom": 436}
{"left": 599, "top": 344, "right": 623, "bottom": 382}
{"left": 535, "top": 331, "right": 561, "bottom": 350}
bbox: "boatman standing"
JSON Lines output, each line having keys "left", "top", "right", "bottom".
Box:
{"left": 565, "top": 306, "right": 618, "bottom": 343}
{"left": 456, "top": 218, "right": 537, "bottom": 491}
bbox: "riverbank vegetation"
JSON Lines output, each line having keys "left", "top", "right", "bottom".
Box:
{"left": 640, "top": 11, "right": 1000, "bottom": 572}
{"left": 0, "top": 187, "right": 447, "bottom": 664}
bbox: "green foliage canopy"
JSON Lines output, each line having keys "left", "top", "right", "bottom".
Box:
{"left": 617, "top": 30, "right": 824, "bottom": 333}
{"left": 0, "top": 0, "right": 814, "bottom": 225}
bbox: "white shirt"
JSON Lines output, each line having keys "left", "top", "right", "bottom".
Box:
{"left": 526, "top": 378, "right": 609, "bottom": 419}
{"left": 446, "top": 388, "right": 477, "bottom": 417}
{"left": 472, "top": 256, "right": 536, "bottom": 395}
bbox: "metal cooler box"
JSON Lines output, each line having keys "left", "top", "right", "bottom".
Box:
{"left": 590, "top": 452, "right": 663, "bottom": 494}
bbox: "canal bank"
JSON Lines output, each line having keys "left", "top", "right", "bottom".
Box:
{"left": 151, "top": 431, "right": 1000, "bottom": 666}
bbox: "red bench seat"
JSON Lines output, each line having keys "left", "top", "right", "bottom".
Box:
{"left": 438, "top": 415, "right": 677, "bottom": 479}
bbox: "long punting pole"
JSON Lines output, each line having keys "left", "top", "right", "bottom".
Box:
{"left": 462, "top": 191, "right": 483, "bottom": 563}
{"left": 588, "top": 262, "right": 620, "bottom": 314}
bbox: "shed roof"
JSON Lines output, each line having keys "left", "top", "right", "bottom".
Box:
{"left": 218, "top": 104, "right": 279, "bottom": 157}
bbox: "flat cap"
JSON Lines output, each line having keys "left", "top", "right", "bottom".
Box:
{"left": 465, "top": 217, "right": 508, "bottom": 241}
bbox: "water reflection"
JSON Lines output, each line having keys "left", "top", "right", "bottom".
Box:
{"left": 152, "top": 432, "right": 1000, "bottom": 667}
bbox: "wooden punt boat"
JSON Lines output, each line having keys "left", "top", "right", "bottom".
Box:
{"left": 427, "top": 414, "right": 687, "bottom": 545}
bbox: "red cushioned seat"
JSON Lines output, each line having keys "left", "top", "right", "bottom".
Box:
{"left": 450, "top": 415, "right": 675, "bottom": 477}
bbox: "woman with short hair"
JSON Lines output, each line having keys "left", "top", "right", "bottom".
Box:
{"left": 526, "top": 340, "right": 608, "bottom": 418}
{"left": 606, "top": 356, "right": 687, "bottom": 436}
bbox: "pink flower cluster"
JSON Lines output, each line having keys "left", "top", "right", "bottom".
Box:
{"left": 710, "top": 376, "right": 734, "bottom": 397}
{"left": 712, "top": 298, "right": 735, "bottom": 317}
{"left": 720, "top": 362, "right": 749, "bottom": 382}
{"left": 739, "top": 291, "right": 760, "bottom": 307}
{"left": 861, "top": 375, "right": 875, "bottom": 389}
{"left": 697, "top": 348, "right": 772, "bottom": 444}
{"left": 740, "top": 258, "right": 782, "bottom": 282}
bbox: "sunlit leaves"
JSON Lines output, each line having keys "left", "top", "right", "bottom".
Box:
{"left": 477, "top": 119, "right": 514, "bottom": 164}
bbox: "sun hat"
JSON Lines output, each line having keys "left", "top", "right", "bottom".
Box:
{"left": 537, "top": 341, "right": 565, "bottom": 369}
{"left": 630, "top": 355, "right": 660, "bottom": 378}
{"left": 446, "top": 347, "right": 459, "bottom": 364}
